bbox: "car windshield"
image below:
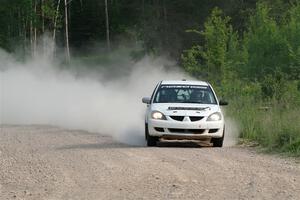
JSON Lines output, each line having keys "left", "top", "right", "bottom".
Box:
{"left": 153, "top": 85, "right": 217, "bottom": 104}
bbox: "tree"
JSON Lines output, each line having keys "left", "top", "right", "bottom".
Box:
{"left": 243, "top": 3, "right": 290, "bottom": 81}
{"left": 104, "top": 0, "right": 111, "bottom": 51}
{"left": 64, "top": 0, "right": 70, "bottom": 61}
{"left": 283, "top": 2, "right": 300, "bottom": 80}
{"left": 53, "top": 0, "right": 62, "bottom": 42}
{"left": 0, "top": 0, "right": 260, "bottom": 59}
{"left": 182, "top": 8, "right": 235, "bottom": 85}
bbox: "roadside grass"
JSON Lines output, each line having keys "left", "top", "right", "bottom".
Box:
{"left": 220, "top": 80, "right": 300, "bottom": 157}
{"left": 227, "top": 97, "right": 300, "bottom": 156}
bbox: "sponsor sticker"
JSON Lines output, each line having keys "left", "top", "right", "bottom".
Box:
{"left": 161, "top": 85, "right": 208, "bottom": 89}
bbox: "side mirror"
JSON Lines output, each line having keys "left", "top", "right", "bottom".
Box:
{"left": 142, "top": 97, "right": 151, "bottom": 104}
{"left": 219, "top": 100, "right": 228, "bottom": 106}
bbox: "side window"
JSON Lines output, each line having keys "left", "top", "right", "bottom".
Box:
{"left": 207, "top": 86, "right": 217, "bottom": 104}
{"left": 208, "top": 92, "right": 214, "bottom": 103}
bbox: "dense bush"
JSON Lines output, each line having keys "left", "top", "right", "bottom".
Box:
{"left": 182, "top": 2, "right": 300, "bottom": 156}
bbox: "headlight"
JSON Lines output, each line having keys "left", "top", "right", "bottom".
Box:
{"left": 207, "top": 112, "right": 222, "bottom": 121}
{"left": 151, "top": 111, "right": 167, "bottom": 120}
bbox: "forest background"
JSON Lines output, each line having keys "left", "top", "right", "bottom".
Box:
{"left": 1, "top": 0, "right": 300, "bottom": 155}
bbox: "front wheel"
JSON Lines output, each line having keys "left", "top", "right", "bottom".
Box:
{"left": 211, "top": 130, "right": 225, "bottom": 147}
{"left": 145, "top": 124, "right": 158, "bottom": 147}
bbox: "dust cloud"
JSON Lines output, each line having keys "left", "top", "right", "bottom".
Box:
{"left": 0, "top": 47, "right": 239, "bottom": 146}
{"left": 0, "top": 48, "right": 187, "bottom": 145}
{"left": 224, "top": 117, "right": 239, "bottom": 146}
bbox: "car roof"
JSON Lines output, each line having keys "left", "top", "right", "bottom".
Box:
{"left": 160, "top": 80, "right": 209, "bottom": 86}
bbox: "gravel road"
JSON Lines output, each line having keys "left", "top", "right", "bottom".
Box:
{"left": 0, "top": 125, "right": 299, "bottom": 200}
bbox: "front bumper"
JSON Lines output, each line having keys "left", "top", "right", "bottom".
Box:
{"left": 148, "top": 118, "right": 224, "bottom": 139}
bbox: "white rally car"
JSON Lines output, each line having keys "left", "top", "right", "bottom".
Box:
{"left": 142, "top": 80, "right": 228, "bottom": 147}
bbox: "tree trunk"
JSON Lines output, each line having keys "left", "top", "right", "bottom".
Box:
{"left": 163, "top": 0, "right": 169, "bottom": 52}
{"left": 18, "top": 9, "right": 22, "bottom": 38}
{"left": 64, "top": 0, "right": 70, "bottom": 62}
{"left": 41, "top": 0, "right": 45, "bottom": 33}
{"left": 142, "top": 0, "right": 145, "bottom": 35}
{"left": 53, "top": 0, "right": 61, "bottom": 42}
{"left": 41, "top": 0, "right": 45, "bottom": 54}
{"left": 30, "top": 0, "right": 33, "bottom": 56}
{"left": 33, "top": 0, "right": 37, "bottom": 57}
{"left": 104, "top": 0, "right": 111, "bottom": 51}
{"left": 69, "top": 1, "right": 71, "bottom": 27}
{"left": 24, "top": 16, "right": 27, "bottom": 51}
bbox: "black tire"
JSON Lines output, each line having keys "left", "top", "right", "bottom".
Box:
{"left": 145, "top": 124, "right": 158, "bottom": 147}
{"left": 211, "top": 130, "right": 225, "bottom": 147}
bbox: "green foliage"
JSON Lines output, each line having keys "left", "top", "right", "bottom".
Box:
{"left": 260, "top": 71, "right": 287, "bottom": 100}
{"left": 225, "top": 79, "right": 300, "bottom": 156}
{"left": 243, "top": 3, "right": 290, "bottom": 80}
{"left": 182, "top": 8, "right": 238, "bottom": 85}
{"left": 1, "top": 0, "right": 300, "bottom": 155}
{"left": 202, "top": 8, "right": 232, "bottom": 84}
{"left": 230, "top": 98, "right": 300, "bottom": 156}
{"left": 283, "top": 2, "right": 300, "bottom": 79}
{"left": 42, "top": 1, "right": 56, "bottom": 19}
{"left": 0, "top": 0, "right": 59, "bottom": 53}
{"left": 181, "top": 45, "right": 203, "bottom": 78}
{"left": 183, "top": 2, "right": 300, "bottom": 156}
{"left": 1, "top": 0, "right": 260, "bottom": 56}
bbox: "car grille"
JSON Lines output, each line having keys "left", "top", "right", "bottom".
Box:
{"left": 170, "top": 116, "right": 185, "bottom": 121}
{"left": 189, "top": 116, "right": 204, "bottom": 122}
{"left": 169, "top": 116, "right": 204, "bottom": 122}
{"left": 168, "top": 128, "right": 205, "bottom": 134}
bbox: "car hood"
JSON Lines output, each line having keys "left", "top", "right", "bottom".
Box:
{"left": 151, "top": 103, "right": 220, "bottom": 117}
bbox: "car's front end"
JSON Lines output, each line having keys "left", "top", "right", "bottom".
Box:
{"left": 147, "top": 103, "right": 224, "bottom": 140}
{"left": 143, "top": 80, "right": 227, "bottom": 147}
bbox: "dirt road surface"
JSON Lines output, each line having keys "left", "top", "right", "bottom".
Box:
{"left": 0, "top": 125, "right": 299, "bottom": 200}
